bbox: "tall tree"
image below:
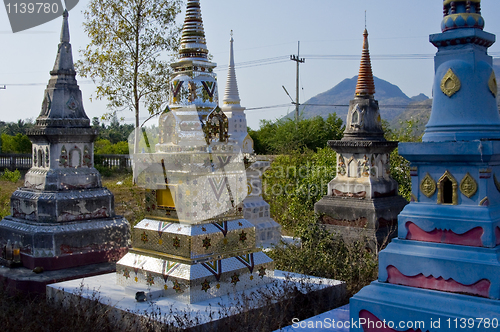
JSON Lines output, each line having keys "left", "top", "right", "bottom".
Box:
{"left": 76, "top": 0, "right": 182, "bottom": 153}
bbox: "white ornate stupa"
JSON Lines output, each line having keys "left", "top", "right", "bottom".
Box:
{"left": 221, "top": 33, "right": 281, "bottom": 248}
{"left": 115, "top": 0, "right": 275, "bottom": 304}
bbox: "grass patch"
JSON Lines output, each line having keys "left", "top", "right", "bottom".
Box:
{"left": 0, "top": 273, "right": 341, "bottom": 331}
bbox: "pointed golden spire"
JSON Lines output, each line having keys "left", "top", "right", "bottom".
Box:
{"left": 179, "top": 0, "right": 209, "bottom": 60}
{"left": 355, "top": 28, "right": 375, "bottom": 96}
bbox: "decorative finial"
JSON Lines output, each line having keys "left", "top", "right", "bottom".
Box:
{"left": 355, "top": 27, "right": 375, "bottom": 96}
{"left": 365, "top": 10, "right": 367, "bottom": 29}
{"left": 60, "top": 9, "right": 70, "bottom": 43}
{"left": 51, "top": 8, "right": 74, "bottom": 74}
{"left": 441, "top": 0, "right": 484, "bottom": 32}
{"left": 179, "top": 0, "right": 208, "bottom": 60}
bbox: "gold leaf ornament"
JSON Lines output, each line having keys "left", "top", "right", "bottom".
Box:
{"left": 460, "top": 173, "right": 477, "bottom": 198}
{"left": 420, "top": 173, "right": 436, "bottom": 198}
{"left": 494, "top": 174, "right": 500, "bottom": 193}
{"left": 441, "top": 68, "right": 461, "bottom": 97}
{"left": 488, "top": 71, "right": 497, "bottom": 98}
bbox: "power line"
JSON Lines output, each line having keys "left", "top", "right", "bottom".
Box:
{"left": 0, "top": 80, "right": 94, "bottom": 86}
{"left": 244, "top": 103, "right": 432, "bottom": 111}
{"left": 5, "top": 51, "right": 500, "bottom": 86}
{"left": 246, "top": 104, "right": 291, "bottom": 111}
{"left": 302, "top": 103, "right": 432, "bottom": 108}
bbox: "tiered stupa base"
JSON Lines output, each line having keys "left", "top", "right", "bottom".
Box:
{"left": 116, "top": 219, "right": 275, "bottom": 304}
{"left": 315, "top": 196, "right": 407, "bottom": 251}
{"left": 244, "top": 160, "right": 281, "bottom": 248}
{"left": 0, "top": 215, "right": 130, "bottom": 270}
{"left": 350, "top": 281, "right": 500, "bottom": 332}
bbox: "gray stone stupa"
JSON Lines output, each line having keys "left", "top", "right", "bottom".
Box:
{"left": 314, "top": 28, "right": 407, "bottom": 250}
{"left": 0, "top": 11, "right": 130, "bottom": 271}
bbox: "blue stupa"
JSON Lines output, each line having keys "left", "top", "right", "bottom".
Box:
{"left": 350, "top": 1, "right": 500, "bottom": 330}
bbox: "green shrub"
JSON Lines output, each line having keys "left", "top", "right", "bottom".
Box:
{"left": 268, "top": 209, "right": 378, "bottom": 298}
{"left": 1, "top": 169, "right": 21, "bottom": 183}
{"left": 249, "top": 114, "right": 344, "bottom": 155}
{"left": 384, "top": 119, "right": 423, "bottom": 201}
{"left": 262, "top": 148, "right": 336, "bottom": 232}
{"left": 1, "top": 133, "right": 32, "bottom": 153}
{"left": 0, "top": 193, "right": 10, "bottom": 219}
{"left": 94, "top": 139, "right": 130, "bottom": 155}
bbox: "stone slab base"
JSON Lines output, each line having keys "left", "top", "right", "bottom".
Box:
{"left": 277, "top": 304, "right": 350, "bottom": 332}
{"left": 315, "top": 195, "right": 406, "bottom": 251}
{"left": 46, "top": 271, "right": 346, "bottom": 331}
{"left": 350, "top": 281, "right": 500, "bottom": 332}
{"left": 321, "top": 224, "right": 396, "bottom": 253}
{"left": 20, "top": 247, "right": 128, "bottom": 271}
{"left": 315, "top": 196, "right": 407, "bottom": 229}
{"left": 116, "top": 251, "right": 274, "bottom": 304}
{"left": 0, "top": 216, "right": 130, "bottom": 270}
{"left": 0, "top": 262, "right": 117, "bottom": 294}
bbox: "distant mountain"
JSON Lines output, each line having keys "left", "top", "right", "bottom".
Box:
{"left": 411, "top": 93, "right": 429, "bottom": 102}
{"left": 291, "top": 60, "right": 500, "bottom": 130}
{"left": 391, "top": 58, "right": 500, "bottom": 130}
{"left": 390, "top": 99, "right": 432, "bottom": 130}
{"left": 287, "top": 76, "right": 412, "bottom": 124}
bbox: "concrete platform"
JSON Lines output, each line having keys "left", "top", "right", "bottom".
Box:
{"left": 0, "top": 262, "right": 117, "bottom": 294}
{"left": 47, "top": 270, "right": 346, "bottom": 331}
{"left": 277, "top": 305, "right": 350, "bottom": 332}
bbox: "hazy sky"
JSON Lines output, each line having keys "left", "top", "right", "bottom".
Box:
{"left": 1, "top": 0, "right": 500, "bottom": 129}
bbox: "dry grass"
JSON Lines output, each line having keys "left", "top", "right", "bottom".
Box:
{"left": 0, "top": 170, "right": 360, "bottom": 332}
{"left": 0, "top": 171, "right": 145, "bottom": 226}
{"left": 0, "top": 274, "right": 341, "bottom": 332}
{"left": 102, "top": 172, "right": 146, "bottom": 227}
{"left": 0, "top": 177, "right": 24, "bottom": 220}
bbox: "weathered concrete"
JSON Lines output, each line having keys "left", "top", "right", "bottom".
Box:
{"left": 0, "top": 262, "right": 117, "bottom": 294}
{"left": 0, "top": 11, "right": 130, "bottom": 273}
{"left": 47, "top": 271, "right": 346, "bottom": 331}
{"left": 315, "top": 29, "right": 407, "bottom": 251}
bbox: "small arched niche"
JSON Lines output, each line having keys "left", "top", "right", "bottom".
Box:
{"left": 38, "top": 149, "right": 43, "bottom": 168}
{"left": 437, "top": 170, "right": 458, "bottom": 205}
{"left": 348, "top": 158, "right": 357, "bottom": 178}
{"left": 69, "top": 147, "right": 82, "bottom": 168}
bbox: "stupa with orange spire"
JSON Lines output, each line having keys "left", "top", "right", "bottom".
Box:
{"left": 314, "top": 27, "right": 407, "bottom": 251}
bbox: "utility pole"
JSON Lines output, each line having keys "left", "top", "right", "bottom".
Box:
{"left": 290, "top": 41, "right": 305, "bottom": 123}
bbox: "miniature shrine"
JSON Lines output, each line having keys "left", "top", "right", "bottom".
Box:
{"left": 314, "top": 28, "right": 407, "bottom": 251}
{"left": 115, "top": 0, "right": 275, "bottom": 303}
{"left": 0, "top": 11, "right": 130, "bottom": 271}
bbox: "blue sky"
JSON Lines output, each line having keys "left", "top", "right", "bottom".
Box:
{"left": 1, "top": 0, "right": 500, "bottom": 130}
